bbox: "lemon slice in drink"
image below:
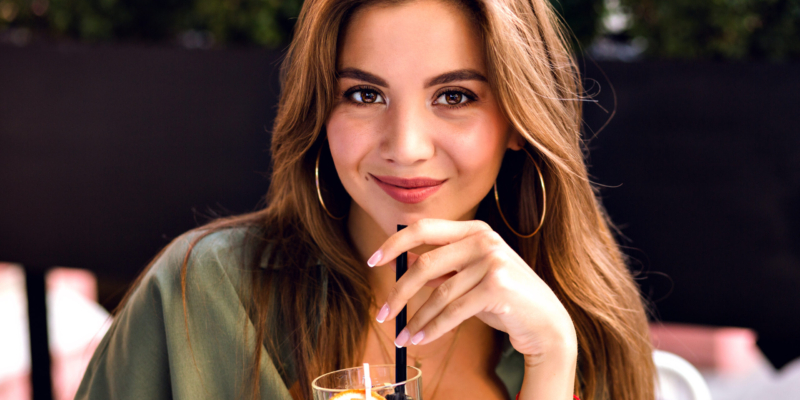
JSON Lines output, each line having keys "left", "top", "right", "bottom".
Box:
{"left": 328, "top": 389, "right": 387, "bottom": 400}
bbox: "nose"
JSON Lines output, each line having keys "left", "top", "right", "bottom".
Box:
{"left": 380, "top": 101, "right": 435, "bottom": 166}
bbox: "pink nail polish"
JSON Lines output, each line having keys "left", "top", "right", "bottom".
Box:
{"left": 410, "top": 330, "right": 425, "bottom": 345}
{"left": 376, "top": 303, "right": 389, "bottom": 323}
{"left": 367, "top": 250, "right": 383, "bottom": 267}
{"left": 395, "top": 328, "right": 409, "bottom": 348}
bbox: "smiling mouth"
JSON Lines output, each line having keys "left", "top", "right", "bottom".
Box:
{"left": 370, "top": 174, "right": 446, "bottom": 204}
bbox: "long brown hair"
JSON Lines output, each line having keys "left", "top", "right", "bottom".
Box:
{"left": 119, "top": 0, "right": 655, "bottom": 399}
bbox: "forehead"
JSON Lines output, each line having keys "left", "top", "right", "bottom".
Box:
{"left": 338, "top": 0, "right": 485, "bottom": 81}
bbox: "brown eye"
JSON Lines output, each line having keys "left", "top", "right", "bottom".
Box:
{"left": 350, "top": 89, "right": 383, "bottom": 104}
{"left": 362, "top": 91, "right": 377, "bottom": 103}
{"left": 445, "top": 92, "right": 463, "bottom": 104}
{"left": 434, "top": 89, "right": 474, "bottom": 108}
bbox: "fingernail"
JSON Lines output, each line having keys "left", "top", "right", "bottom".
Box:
{"left": 395, "top": 328, "right": 409, "bottom": 348}
{"left": 410, "top": 330, "right": 425, "bottom": 345}
{"left": 367, "top": 250, "right": 383, "bottom": 267}
{"left": 376, "top": 303, "right": 389, "bottom": 323}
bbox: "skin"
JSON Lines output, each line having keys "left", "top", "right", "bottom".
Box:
{"left": 325, "top": 1, "right": 577, "bottom": 399}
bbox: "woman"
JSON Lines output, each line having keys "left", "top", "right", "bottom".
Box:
{"left": 75, "top": 0, "right": 655, "bottom": 399}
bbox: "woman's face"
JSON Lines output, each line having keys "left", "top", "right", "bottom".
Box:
{"left": 326, "top": 0, "right": 522, "bottom": 237}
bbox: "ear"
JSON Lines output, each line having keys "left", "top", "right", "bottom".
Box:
{"left": 506, "top": 129, "right": 526, "bottom": 151}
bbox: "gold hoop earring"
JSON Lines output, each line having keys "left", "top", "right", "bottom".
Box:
{"left": 493, "top": 147, "right": 546, "bottom": 238}
{"left": 315, "top": 145, "right": 345, "bottom": 220}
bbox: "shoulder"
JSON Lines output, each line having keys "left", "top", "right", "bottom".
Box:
{"left": 155, "top": 226, "right": 261, "bottom": 272}
{"left": 142, "top": 226, "right": 269, "bottom": 296}
{"left": 76, "top": 225, "right": 296, "bottom": 399}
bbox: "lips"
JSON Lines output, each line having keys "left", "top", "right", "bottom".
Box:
{"left": 371, "top": 174, "right": 446, "bottom": 204}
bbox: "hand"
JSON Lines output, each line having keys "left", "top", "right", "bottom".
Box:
{"left": 369, "top": 218, "right": 577, "bottom": 361}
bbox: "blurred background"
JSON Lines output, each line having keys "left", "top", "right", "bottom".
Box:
{"left": 0, "top": 0, "right": 798, "bottom": 399}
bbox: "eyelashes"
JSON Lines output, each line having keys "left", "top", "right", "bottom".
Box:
{"left": 343, "top": 85, "right": 385, "bottom": 106}
{"left": 341, "top": 85, "right": 478, "bottom": 110}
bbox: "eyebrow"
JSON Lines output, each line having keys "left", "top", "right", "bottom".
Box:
{"left": 336, "top": 67, "right": 488, "bottom": 89}
{"left": 424, "top": 69, "right": 488, "bottom": 88}
{"left": 337, "top": 68, "right": 389, "bottom": 87}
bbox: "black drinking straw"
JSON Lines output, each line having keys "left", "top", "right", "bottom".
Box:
{"left": 387, "top": 224, "right": 410, "bottom": 400}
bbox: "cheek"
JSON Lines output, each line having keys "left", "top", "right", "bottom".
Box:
{"left": 447, "top": 116, "right": 509, "bottom": 181}
{"left": 325, "top": 112, "right": 375, "bottom": 181}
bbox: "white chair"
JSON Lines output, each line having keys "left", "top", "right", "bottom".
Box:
{"left": 654, "top": 350, "right": 713, "bottom": 400}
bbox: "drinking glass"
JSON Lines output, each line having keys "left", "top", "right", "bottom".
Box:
{"left": 311, "top": 364, "right": 422, "bottom": 400}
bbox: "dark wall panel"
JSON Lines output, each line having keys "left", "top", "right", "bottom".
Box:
{"left": 581, "top": 60, "right": 800, "bottom": 368}
{"left": 0, "top": 44, "right": 281, "bottom": 282}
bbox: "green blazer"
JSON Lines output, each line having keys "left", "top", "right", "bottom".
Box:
{"left": 74, "top": 228, "right": 525, "bottom": 399}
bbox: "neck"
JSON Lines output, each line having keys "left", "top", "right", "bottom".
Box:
{"left": 348, "top": 202, "right": 426, "bottom": 310}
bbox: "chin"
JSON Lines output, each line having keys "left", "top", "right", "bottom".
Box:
{"left": 373, "top": 208, "right": 438, "bottom": 232}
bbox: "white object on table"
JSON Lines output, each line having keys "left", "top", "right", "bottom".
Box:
{"left": 654, "top": 349, "right": 713, "bottom": 400}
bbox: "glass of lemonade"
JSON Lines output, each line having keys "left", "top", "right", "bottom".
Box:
{"left": 311, "top": 364, "right": 422, "bottom": 400}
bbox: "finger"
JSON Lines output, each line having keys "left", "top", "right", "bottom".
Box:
{"left": 404, "top": 262, "right": 487, "bottom": 344}
{"left": 367, "top": 219, "right": 491, "bottom": 267}
{"left": 397, "top": 282, "right": 492, "bottom": 347}
{"left": 384, "top": 252, "right": 418, "bottom": 273}
{"left": 381, "top": 231, "right": 498, "bottom": 322}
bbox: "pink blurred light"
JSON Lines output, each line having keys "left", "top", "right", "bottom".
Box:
{"left": 0, "top": 264, "right": 111, "bottom": 400}
{"left": 650, "top": 322, "right": 760, "bottom": 373}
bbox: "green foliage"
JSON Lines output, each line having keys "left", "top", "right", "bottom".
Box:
{"left": 0, "top": 0, "right": 303, "bottom": 46}
{"left": 0, "top": 0, "right": 598, "bottom": 48}
{"left": 550, "top": 0, "right": 605, "bottom": 51}
{"left": 185, "top": 0, "right": 303, "bottom": 46}
{"left": 620, "top": 0, "right": 800, "bottom": 60}
{"left": 2, "top": 0, "right": 796, "bottom": 60}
